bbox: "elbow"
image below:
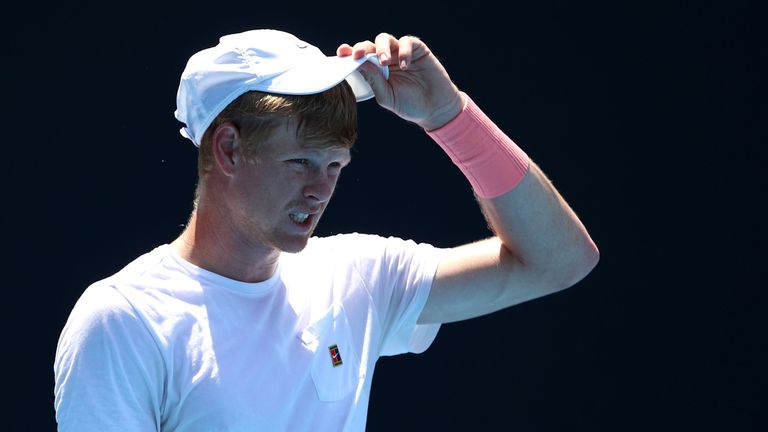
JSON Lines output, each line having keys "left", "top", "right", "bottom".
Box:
{"left": 558, "top": 239, "right": 600, "bottom": 290}
{"left": 496, "top": 235, "right": 600, "bottom": 302}
{"left": 532, "top": 237, "right": 599, "bottom": 294}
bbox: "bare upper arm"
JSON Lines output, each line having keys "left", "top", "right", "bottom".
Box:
{"left": 418, "top": 237, "right": 568, "bottom": 324}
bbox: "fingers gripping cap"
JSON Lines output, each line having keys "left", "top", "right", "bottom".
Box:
{"left": 174, "top": 29, "right": 388, "bottom": 146}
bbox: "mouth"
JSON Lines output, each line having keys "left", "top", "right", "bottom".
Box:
{"left": 289, "top": 210, "right": 320, "bottom": 231}
{"left": 289, "top": 212, "right": 310, "bottom": 224}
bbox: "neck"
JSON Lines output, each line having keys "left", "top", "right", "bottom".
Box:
{"left": 172, "top": 207, "right": 280, "bottom": 283}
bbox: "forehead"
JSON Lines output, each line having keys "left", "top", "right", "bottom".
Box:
{"left": 259, "top": 119, "right": 351, "bottom": 159}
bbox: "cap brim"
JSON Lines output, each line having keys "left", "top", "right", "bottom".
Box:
{"left": 258, "top": 53, "right": 388, "bottom": 101}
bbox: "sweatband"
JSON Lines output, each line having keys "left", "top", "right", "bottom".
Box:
{"left": 426, "top": 93, "right": 530, "bottom": 199}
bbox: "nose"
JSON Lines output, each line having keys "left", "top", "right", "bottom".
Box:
{"left": 303, "top": 172, "right": 336, "bottom": 203}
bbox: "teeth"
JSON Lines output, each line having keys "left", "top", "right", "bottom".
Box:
{"left": 290, "top": 212, "right": 309, "bottom": 223}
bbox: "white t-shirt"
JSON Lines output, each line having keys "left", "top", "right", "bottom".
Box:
{"left": 54, "top": 233, "right": 445, "bottom": 431}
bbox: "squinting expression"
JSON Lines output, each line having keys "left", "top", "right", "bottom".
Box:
{"left": 228, "top": 120, "right": 351, "bottom": 254}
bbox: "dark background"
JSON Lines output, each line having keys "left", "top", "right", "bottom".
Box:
{"left": 8, "top": 0, "right": 765, "bottom": 430}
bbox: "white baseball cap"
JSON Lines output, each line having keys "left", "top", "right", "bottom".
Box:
{"left": 175, "top": 29, "right": 389, "bottom": 146}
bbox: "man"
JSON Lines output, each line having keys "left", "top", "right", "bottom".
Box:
{"left": 54, "top": 29, "right": 599, "bottom": 431}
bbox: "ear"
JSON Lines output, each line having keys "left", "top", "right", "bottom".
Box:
{"left": 211, "top": 122, "right": 241, "bottom": 177}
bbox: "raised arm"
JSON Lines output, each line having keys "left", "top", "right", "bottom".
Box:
{"left": 338, "top": 33, "right": 599, "bottom": 324}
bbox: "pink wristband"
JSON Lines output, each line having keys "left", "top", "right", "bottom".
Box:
{"left": 426, "top": 93, "right": 530, "bottom": 199}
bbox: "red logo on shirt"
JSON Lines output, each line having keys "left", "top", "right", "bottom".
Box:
{"left": 329, "top": 344, "right": 343, "bottom": 367}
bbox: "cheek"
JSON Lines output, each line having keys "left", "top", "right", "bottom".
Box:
{"left": 233, "top": 164, "right": 307, "bottom": 212}
{"left": 329, "top": 175, "right": 342, "bottom": 193}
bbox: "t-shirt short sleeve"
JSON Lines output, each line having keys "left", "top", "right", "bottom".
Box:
{"left": 54, "top": 283, "right": 165, "bottom": 431}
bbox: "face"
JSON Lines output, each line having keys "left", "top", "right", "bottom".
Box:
{"left": 228, "top": 119, "right": 351, "bottom": 254}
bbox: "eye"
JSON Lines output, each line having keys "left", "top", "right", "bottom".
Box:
{"left": 290, "top": 159, "right": 310, "bottom": 166}
{"left": 328, "top": 161, "right": 346, "bottom": 175}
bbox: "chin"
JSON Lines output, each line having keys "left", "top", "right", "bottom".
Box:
{"left": 279, "top": 244, "right": 308, "bottom": 254}
{"left": 275, "top": 235, "right": 312, "bottom": 254}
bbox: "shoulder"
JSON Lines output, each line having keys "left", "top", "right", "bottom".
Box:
{"left": 62, "top": 280, "right": 147, "bottom": 344}
{"left": 56, "top": 247, "right": 177, "bottom": 366}
{"left": 288, "top": 233, "right": 446, "bottom": 285}
{"left": 304, "top": 233, "right": 442, "bottom": 259}
{"left": 306, "top": 232, "right": 388, "bottom": 249}
{"left": 62, "top": 245, "right": 178, "bottom": 336}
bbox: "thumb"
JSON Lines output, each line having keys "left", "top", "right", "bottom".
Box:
{"left": 357, "top": 62, "right": 392, "bottom": 105}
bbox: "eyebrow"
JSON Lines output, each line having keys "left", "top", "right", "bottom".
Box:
{"left": 285, "top": 147, "right": 351, "bottom": 163}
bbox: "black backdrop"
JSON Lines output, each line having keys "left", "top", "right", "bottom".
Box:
{"left": 8, "top": 0, "right": 765, "bottom": 430}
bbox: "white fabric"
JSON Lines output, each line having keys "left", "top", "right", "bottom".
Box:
{"left": 175, "top": 29, "right": 389, "bottom": 146}
{"left": 54, "top": 233, "right": 444, "bottom": 431}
